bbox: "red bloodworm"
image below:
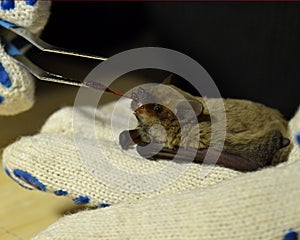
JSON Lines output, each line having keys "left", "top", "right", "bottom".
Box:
{"left": 84, "top": 80, "right": 132, "bottom": 99}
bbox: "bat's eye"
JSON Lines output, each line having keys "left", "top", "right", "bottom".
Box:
{"left": 153, "top": 105, "right": 162, "bottom": 112}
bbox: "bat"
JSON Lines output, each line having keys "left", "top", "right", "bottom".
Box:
{"left": 119, "top": 81, "right": 291, "bottom": 172}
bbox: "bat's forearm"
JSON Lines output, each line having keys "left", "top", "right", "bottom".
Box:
{"left": 119, "top": 129, "right": 143, "bottom": 150}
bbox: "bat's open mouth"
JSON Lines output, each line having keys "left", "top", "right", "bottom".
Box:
{"left": 134, "top": 113, "right": 142, "bottom": 122}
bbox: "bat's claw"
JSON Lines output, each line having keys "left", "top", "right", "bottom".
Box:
{"left": 119, "top": 130, "right": 135, "bottom": 150}
{"left": 281, "top": 137, "right": 290, "bottom": 148}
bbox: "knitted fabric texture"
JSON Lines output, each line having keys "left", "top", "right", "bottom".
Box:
{"left": 3, "top": 99, "right": 241, "bottom": 206}
{"left": 0, "top": 1, "right": 51, "bottom": 115}
{"left": 0, "top": 43, "right": 35, "bottom": 115}
{"left": 2, "top": 100, "right": 300, "bottom": 239}
{"left": 0, "top": 1, "right": 51, "bottom": 34}
{"left": 32, "top": 158, "right": 300, "bottom": 240}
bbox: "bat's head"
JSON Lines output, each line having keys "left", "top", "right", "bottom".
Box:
{"left": 130, "top": 86, "right": 204, "bottom": 130}
{"left": 134, "top": 103, "right": 176, "bottom": 127}
{"left": 130, "top": 87, "right": 177, "bottom": 128}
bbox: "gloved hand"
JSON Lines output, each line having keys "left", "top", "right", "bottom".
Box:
{"left": 3, "top": 99, "right": 240, "bottom": 206}
{"left": 3, "top": 98, "right": 300, "bottom": 239}
{"left": 0, "top": 0, "right": 51, "bottom": 115}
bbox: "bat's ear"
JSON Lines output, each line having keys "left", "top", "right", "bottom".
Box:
{"left": 162, "top": 74, "right": 173, "bottom": 85}
{"left": 173, "top": 100, "right": 203, "bottom": 121}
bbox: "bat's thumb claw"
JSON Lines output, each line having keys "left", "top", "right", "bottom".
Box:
{"left": 281, "top": 137, "right": 290, "bottom": 148}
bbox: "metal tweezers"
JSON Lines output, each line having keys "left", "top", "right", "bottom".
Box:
{"left": 0, "top": 19, "right": 112, "bottom": 91}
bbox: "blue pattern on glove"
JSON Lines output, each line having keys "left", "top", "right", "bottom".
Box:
{"left": 0, "top": 39, "right": 13, "bottom": 105}
{"left": 73, "top": 195, "right": 90, "bottom": 205}
{"left": 54, "top": 189, "right": 69, "bottom": 196}
{"left": 5, "top": 40, "right": 22, "bottom": 56}
{"left": 1, "top": 0, "right": 14, "bottom": 10}
{"left": 25, "top": 0, "right": 37, "bottom": 6}
{"left": 1, "top": 0, "right": 38, "bottom": 10}
{"left": 0, "top": 2, "right": 39, "bottom": 105}
{"left": 0, "top": 62, "right": 12, "bottom": 88}
{"left": 13, "top": 169, "right": 46, "bottom": 191}
{"left": 99, "top": 203, "right": 111, "bottom": 208}
{"left": 284, "top": 230, "right": 298, "bottom": 240}
{"left": 0, "top": 19, "right": 16, "bottom": 28}
{"left": 0, "top": 62, "right": 12, "bottom": 104}
{"left": 296, "top": 134, "right": 300, "bottom": 146}
{"left": 4, "top": 167, "right": 33, "bottom": 190}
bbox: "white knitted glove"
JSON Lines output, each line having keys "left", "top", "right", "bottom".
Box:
{"left": 2, "top": 98, "right": 300, "bottom": 239}
{"left": 0, "top": 0, "right": 51, "bottom": 115}
{"left": 3, "top": 99, "right": 240, "bottom": 206}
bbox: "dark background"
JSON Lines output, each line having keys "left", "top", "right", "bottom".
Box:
{"left": 41, "top": 2, "right": 300, "bottom": 119}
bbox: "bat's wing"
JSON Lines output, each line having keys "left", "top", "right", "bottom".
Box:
{"left": 136, "top": 144, "right": 260, "bottom": 172}
{"left": 119, "top": 130, "right": 147, "bottom": 150}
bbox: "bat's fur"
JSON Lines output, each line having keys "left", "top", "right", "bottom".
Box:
{"left": 120, "top": 83, "right": 292, "bottom": 170}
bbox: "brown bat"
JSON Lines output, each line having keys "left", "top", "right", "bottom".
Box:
{"left": 119, "top": 83, "right": 292, "bottom": 172}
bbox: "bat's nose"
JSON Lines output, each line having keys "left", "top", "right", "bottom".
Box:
{"left": 136, "top": 106, "right": 145, "bottom": 114}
